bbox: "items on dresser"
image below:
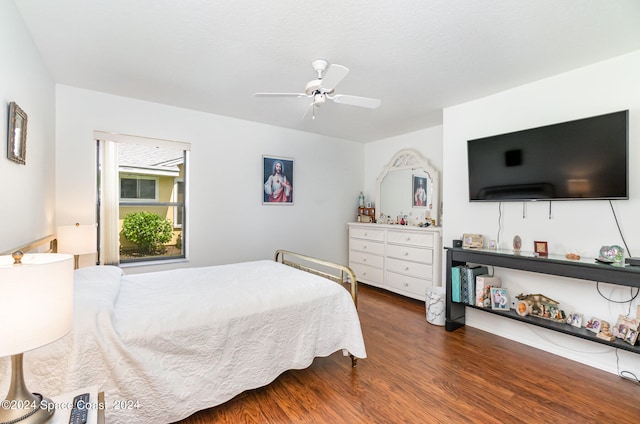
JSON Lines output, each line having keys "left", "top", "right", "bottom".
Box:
{"left": 357, "top": 207, "right": 376, "bottom": 222}
{"left": 348, "top": 222, "right": 442, "bottom": 300}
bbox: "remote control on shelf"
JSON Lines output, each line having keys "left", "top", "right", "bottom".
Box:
{"left": 68, "top": 393, "right": 89, "bottom": 424}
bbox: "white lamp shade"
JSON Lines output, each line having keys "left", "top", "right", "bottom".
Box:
{"left": 0, "top": 253, "right": 74, "bottom": 357}
{"left": 57, "top": 224, "right": 97, "bottom": 255}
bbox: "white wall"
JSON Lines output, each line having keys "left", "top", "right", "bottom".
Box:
{"left": 0, "top": 1, "right": 55, "bottom": 252}
{"left": 443, "top": 50, "right": 640, "bottom": 375}
{"left": 55, "top": 85, "right": 364, "bottom": 272}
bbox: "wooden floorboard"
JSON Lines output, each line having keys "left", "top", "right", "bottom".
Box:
{"left": 176, "top": 284, "right": 640, "bottom": 423}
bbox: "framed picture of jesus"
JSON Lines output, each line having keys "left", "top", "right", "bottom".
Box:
{"left": 263, "top": 155, "right": 294, "bottom": 205}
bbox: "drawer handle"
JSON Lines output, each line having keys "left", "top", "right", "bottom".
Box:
{"left": 363, "top": 258, "right": 367, "bottom": 262}
{"left": 364, "top": 232, "right": 368, "bottom": 236}
{"left": 406, "top": 236, "right": 411, "bottom": 241}
{"left": 404, "top": 282, "right": 409, "bottom": 287}
{"left": 403, "top": 251, "right": 409, "bottom": 256}
{"left": 404, "top": 266, "right": 410, "bottom": 271}
{"left": 362, "top": 271, "right": 367, "bottom": 276}
{"left": 363, "top": 245, "right": 367, "bottom": 249}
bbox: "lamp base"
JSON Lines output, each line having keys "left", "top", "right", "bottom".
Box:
{"left": 0, "top": 393, "right": 55, "bottom": 424}
{"left": 0, "top": 354, "right": 55, "bottom": 424}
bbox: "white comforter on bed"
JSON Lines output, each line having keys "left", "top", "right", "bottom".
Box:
{"left": 0, "top": 260, "right": 366, "bottom": 424}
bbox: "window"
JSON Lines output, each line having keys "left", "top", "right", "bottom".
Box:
{"left": 96, "top": 132, "right": 190, "bottom": 265}
{"left": 120, "top": 175, "right": 158, "bottom": 200}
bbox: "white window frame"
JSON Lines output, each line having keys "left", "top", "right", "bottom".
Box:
{"left": 172, "top": 177, "right": 184, "bottom": 229}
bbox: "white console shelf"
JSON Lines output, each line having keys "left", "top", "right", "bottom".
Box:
{"left": 348, "top": 222, "right": 442, "bottom": 300}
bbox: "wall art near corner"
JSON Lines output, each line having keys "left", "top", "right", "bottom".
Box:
{"left": 412, "top": 175, "right": 428, "bottom": 207}
{"left": 263, "top": 155, "right": 294, "bottom": 204}
{"left": 7, "top": 102, "right": 27, "bottom": 164}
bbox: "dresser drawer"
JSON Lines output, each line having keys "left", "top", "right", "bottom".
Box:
{"left": 350, "top": 262, "right": 384, "bottom": 285}
{"left": 349, "top": 226, "right": 385, "bottom": 241}
{"left": 387, "top": 230, "right": 434, "bottom": 247}
{"left": 349, "top": 250, "right": 384, "bottom": 268}
{"left": 386, "top": 271, "right": 429, "bottom": 298}
{"left": 386, "top": 257, "right": 433, "bottom": 280}
{"left": 349, "top": 237, "right": 385, "bottom": 255}
{"left": 385, "top": 244, "right": 432, "bottom": 264}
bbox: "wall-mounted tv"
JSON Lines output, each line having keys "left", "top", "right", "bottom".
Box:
{"left": 467, "top": 110, "right": 629, "bottom": 202}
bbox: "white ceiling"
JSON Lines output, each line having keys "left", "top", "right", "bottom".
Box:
{"left": 14, "top": 0, "right": 640, "bottom": 142}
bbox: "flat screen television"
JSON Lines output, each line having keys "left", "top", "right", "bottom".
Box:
{"left": 467, "top": 110, "right": 629, "bottom": 202}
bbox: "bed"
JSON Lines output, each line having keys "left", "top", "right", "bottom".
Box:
{"left": 0, "top": 240, "right": 366, "bottom": 424}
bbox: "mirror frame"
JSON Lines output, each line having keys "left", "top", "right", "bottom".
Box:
{"left": 7, "top": 102, "right": 27, "bottom": 165}
{"left": 376, "top": 148, "right": 440, "bottom": 225}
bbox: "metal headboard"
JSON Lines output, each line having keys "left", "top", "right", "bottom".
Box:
{"left": 1, "top": 234, "right": 57, "bottom": 255}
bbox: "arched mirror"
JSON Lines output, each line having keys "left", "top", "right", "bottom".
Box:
{"left": 376, "top": 149, "right": 440, "bottom": 225}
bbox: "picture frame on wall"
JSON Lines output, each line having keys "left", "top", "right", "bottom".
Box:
{"left": 7, "top": 102, "right": 27, "bottom": 165}
{"left": 263, "top": 155, "right": 294, "bottom": 204}
{"left": 412, "top": 175, "right": 428, "bottom": 207}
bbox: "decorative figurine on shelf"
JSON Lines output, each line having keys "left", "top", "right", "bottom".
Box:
{"left": 513, "top": 235, "right": 522, "bottom": 253}
{"left": 596, "top": 321, "right": 616, "bottom": 341}
{"left": 597, "top": 245, "right": 624, "bottom": 264}
{"left": 358, "top": 192, "right": 365, "bottom": 208}
{"left": 515, "top": 293, "right": 566, "bottom": 322}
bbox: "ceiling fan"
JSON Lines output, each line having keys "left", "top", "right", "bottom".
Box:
{"left": 254, "top": 59, "right": 381, "bottom": 119}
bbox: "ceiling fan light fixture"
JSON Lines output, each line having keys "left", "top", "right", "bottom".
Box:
{"left": 313, "top": 93, "right": 326, "bottom": 106}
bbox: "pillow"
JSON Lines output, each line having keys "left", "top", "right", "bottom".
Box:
{"left": 73, "top": 265, "right": 123, "bottom": 309}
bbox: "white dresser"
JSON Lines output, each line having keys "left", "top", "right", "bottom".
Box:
{"left": 348, "top": 222, "right": 442, "bottom": 300}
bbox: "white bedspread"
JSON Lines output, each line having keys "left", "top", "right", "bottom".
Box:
{"left": 0, "top": 260, "right": 366, "bottom": 424}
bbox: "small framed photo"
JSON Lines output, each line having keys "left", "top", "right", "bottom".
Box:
{"left": 585, "top": 317, "right": 602, "bottom": 333}
{"left": 534, "top": 241, "right": 548, "bottom": 256}
{"left": 624, "top": 329, "right": 639, "bottom": 346}
{"left": 263, "top": 156, "right": 294, "bottom": 204}
{"left": 412, "top": 175, "right": 428, "bottom": 207}
{"left": 7, "top": 102, "right": 28, "bottom": 165}
{"left": 463, "top": 233, "right": 484, "bottom": 249}
{"left": 490, "top": 287, "right": 510, "bottom": 311}
{"left": 569, "top": 313, "right": 583, "bottom": 328}
{"left": 612, "top": 314, "right": 639, "bottom": 340}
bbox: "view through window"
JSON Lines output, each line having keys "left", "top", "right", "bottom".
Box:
{"left": 97, "top": 136, "right": 188, "bottom": 264}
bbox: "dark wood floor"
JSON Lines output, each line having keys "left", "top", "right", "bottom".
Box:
{"left": 176, "top": 284, "right": 640, "bottom": 423}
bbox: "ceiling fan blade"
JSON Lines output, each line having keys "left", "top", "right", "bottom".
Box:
{"left": 254, "top": 92, "right": 308, "bottom": 98}
{"left": 320, "top": 64, "right": 349, "bottom": 91}
{"left": 331, "top": 94, "right": 381, "bottom": 109}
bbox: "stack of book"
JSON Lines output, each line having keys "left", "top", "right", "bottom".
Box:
{"left": 451, "top": 265, "right": 489, "bottom": 305}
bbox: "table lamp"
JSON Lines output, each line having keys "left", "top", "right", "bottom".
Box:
{"left": 0, "top": 251, "right": 73, "bottom": 424}
{"left": 57, "top": 223, "right": 97, "bottom": 269}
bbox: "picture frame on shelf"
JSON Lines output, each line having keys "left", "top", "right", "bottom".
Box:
{"left": 585, "top": 317, "right": 602, "bottom": 333}
{"left": 512, "top": 235, "right": 522, "bottom": 253}
{"left": 569, "top": 313, "right": 583, "bottom": 328}
{"left": 534, "top": 241, "right": 548, "bottom": 256}
{"left": 463, "top": 233, "right": 483, "bottom": 249}
{"left": 7, "top": 102, "right": 27, "bottom": 165}
{"left": 490, "top": 287, "right": 510, "bottom": 311}
{"left": 612, "top": 314, "right": 639, "bottom": 340}
{"left": 263, "top": 155, "right": 294, "bottom": 204}
{"left": 624, "top": 329, "right": 639, "bottom": 346}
